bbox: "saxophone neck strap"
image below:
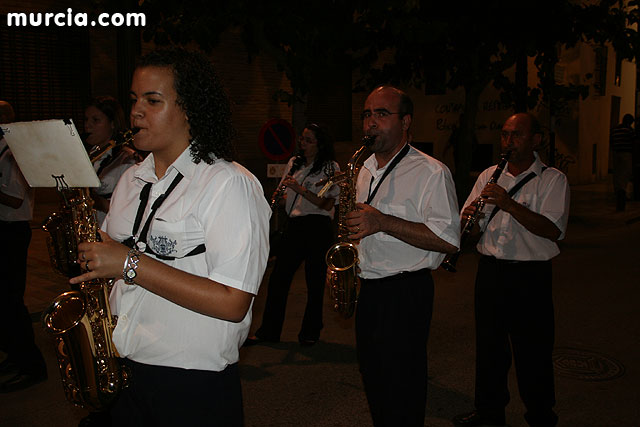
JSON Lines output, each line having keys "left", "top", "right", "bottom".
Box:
{"left": 131, "top": 172, "right": 184, "bottom": 246}
{"left": 366, "top": 143, "right": 410, "bottom": 205}
{"left": 95, "top": 153, "right": 114, "bottom": 176}
{"left": 486, "top": 167, "right": 547, "bottom": 226}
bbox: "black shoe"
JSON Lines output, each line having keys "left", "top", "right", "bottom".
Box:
{"left": 298, "top": 338, "right": 317, "bottom": 347}
{"left": 0, "top": 371, "right": 47, "bottom": 393}
{"left": 453, "top": 411, "right": 506, "bottom": 426}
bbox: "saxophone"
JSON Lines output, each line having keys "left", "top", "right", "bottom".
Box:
{"left": 41, "top": 129, "right": 137, "bottom": 410}
{"left": 317, "top": 135, "right": 375, "bottom": 318}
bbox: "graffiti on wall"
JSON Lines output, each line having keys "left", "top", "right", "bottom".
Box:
{"left": 433, "top": 99, "right": 512, "bottom": 133}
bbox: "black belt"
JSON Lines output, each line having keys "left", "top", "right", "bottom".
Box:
{"left": 481, "top": 255, "right": 548, "bottom": 265}
{"left": 360, "top": 267, "right": 431, "bottom": 283}
{"left": 288, "top": 214, "right": 331, "bottom": 222}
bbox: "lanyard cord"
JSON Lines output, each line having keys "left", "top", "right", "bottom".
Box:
{"left": 366, "top": 143, "right": 410, "bottom": 205}
{"left": 485, "top": 167, "right": 546, "bottom": 227}
{"left": 131, "top": 172, "right": 184, "bottom": 248}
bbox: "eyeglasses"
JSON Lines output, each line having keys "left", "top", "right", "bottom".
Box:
{"left": 298, "top": 135, "right": 317, "bottom": 144}
{"left": 500, "top": 130, "right": 528, "bottom": 141}
{"left": 361, "top": 109, "right": 403, "bottom": 121}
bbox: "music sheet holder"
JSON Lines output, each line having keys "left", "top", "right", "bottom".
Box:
{"left": 0, "top": 119, "right": 99, "bottom": 188}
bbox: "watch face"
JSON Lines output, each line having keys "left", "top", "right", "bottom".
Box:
{"left": 126, "top": 269, "right": 137, "bottom": 280}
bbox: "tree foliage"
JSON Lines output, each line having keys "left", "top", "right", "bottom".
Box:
{"left": 135, "top": 0, "right": 638, "bottom": 198}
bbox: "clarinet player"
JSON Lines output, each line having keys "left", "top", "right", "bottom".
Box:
{"left": 247, "top": 123, "right": 340, "bottom": 346}
{"left": 453, "top": 113, "right": 570, "bottom": 427}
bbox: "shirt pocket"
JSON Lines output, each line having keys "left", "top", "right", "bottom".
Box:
{"left": 374, "top": 203, "right": 407, "bottom": 242}
{"left": 515, "top": 192, "right": 538, "bottom": 212}
{"left": 147, "top": 217, "right": 199, "bottom": 258}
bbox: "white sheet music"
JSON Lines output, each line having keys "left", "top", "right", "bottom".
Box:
{"left": 0, "top": 119, "right": 99, "bottom": 188}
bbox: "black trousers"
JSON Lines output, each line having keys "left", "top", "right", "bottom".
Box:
{"left": 356, "top": 269, "right": 433, "bottom": 427}
{"left": 474, "top": 256, "right": 558, "bottom": 427}
{"left": 256, "top": 215, "right": 332, "bottom": 342}
{"left": 0, "top": 220, "right": 46, "bottom": 375}
{"left": 111, "top": 359, "right": 243, "bottom": 427}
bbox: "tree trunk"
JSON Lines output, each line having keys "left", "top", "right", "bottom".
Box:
{"left": 454, "top": 84, "right": 483, "bottom": 205}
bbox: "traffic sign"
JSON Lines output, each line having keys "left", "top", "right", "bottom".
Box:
{"left": 258, "top": 119, "right": 296, "bottom": 161}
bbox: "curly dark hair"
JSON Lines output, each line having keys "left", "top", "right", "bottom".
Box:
{"left": 305, "top": 122, "right": 336, "bottom": 176}
{"left": 137, "top": 48, "right": 236, "bottom": 163}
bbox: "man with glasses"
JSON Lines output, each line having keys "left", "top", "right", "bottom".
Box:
{"left": 345, "top": 86, "right": 460, "bottom": 426}
{"left": 453, "top": 113, "right": 570, "bottom": 427}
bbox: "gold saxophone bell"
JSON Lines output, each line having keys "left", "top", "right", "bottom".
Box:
{"left": 323, "top": 135, "right": 374, "bottom": 319}
{"left": 326, "top": 241, "right": 360, "bottom": 318}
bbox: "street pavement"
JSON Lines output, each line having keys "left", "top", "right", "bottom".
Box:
{"left": 0, "top": 181, "right": 638, "bottom": 427}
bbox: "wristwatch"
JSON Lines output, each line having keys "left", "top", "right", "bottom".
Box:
{"left": 123, "top": 248, "right": 141, "bottom": 285}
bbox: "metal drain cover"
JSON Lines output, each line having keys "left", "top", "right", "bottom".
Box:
{"left": 553, "top": 347, "right": 625, "bottom": 381}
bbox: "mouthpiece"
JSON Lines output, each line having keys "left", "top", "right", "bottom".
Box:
{"left": 362, "top": 135, "right": 376, "bottom": 147}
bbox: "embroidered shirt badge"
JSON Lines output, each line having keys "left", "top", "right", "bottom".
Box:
{"left": 148, "top": 235, "right": 177, "bottom": 256}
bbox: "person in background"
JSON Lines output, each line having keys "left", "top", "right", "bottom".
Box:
{"left": 247, "top": 123, "right": 340, "bottom": 346}
{"left": 69, "top": 48, "right": 270, "bottom": 425}
{"left": 609, "top": 114, "right": 635, "bottom": 211}
{"left": 0, "top": 100, "right": 48, "bottom": 393}
{"left": 453, "top": 113, "right": 570, "bottom": 427}
{"left": 346, "top": 86, "right": 460, "bottom": 426}
{"left": 84, "top": 96, "right": 143, "bottom": 225}
{"left": 633, "top": 116, "right": 640, "bottom": 201}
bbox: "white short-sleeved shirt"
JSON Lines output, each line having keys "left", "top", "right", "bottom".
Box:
{"left": 462, "top": 152, "right": 570, "bottom": 261}
{"left": 356, "top": 144, "right": 460, "bottom": 279}
{"left": 104, "top": 147, "right": 271, "bottom": 371}
{"left": 0, "top": 139, "right": 34, "bottom": 222}
{"left": 282, "top": 157, "right": 340, "bottom": 219}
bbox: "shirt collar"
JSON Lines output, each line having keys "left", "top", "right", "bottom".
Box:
{"left": 506, "top": 151, "right": 546, "bottom": 179}
{"left": 363, "top": 142, "right": 410, "bottom": 176}
{"left": 133, "top": 145, "right": 199, "bottom": 184}
{"left": 527, "top": 151, "right": 546, "bottom": 176}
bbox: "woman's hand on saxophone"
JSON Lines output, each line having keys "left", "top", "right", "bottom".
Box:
{"left": 70, "top": 231, "right": 129, "bottom": 285}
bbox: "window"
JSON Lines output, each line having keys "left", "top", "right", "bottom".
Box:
{"left": 0, "top": 20, "right": 90, "bottom": 127}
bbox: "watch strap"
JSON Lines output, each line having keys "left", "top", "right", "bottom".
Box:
{"left": 123, "top": 248, "right": 141, "bottom": 285}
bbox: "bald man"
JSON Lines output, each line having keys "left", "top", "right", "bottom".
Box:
{"left": 454, "top": 113, "right": 570, "bottom": 427}
{"left": 346, "top": 86, "right": 460, "bottom": 426}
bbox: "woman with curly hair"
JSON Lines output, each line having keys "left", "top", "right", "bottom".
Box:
{"left": 247, "top": 123, "right": 340, "bottom": 347}
{"left": 69, "top": 48, "right": 270, "bottom": 425}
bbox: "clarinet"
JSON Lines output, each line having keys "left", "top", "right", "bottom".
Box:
{"left": 441, "top": 151, "right": 510, "bottom": 272}
{"left": 269, "top": 154, "right": 305, "bottom": 210}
